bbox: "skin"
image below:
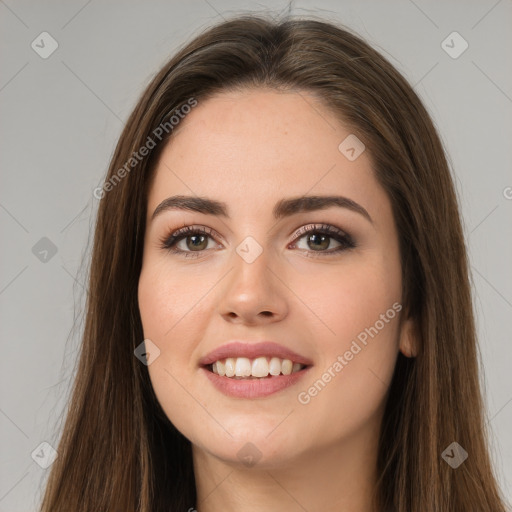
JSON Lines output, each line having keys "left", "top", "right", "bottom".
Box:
{"left": 138, "top": 88, "right": 417, "bottom": 512}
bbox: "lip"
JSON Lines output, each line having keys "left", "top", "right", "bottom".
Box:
{"left": 199, "top": 341, "right": 313, "bottom": 399}
{"left": 201, "top": 366, "right": 311, "bottom": 398}
{"left": 198, "top": 341, "right": 313, "bottom": 367}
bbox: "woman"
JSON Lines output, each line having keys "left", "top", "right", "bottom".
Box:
{"left": 39, "top": 13, "right": 509, "bottom": 512}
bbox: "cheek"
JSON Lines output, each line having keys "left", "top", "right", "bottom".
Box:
{"left": 290, "top": 254, "right": 401, "bottom": 348}
{"left": 138, "top": 259, "right": 210, "bottom": 339}
{"left": 137, "top": 262, "right": 192, "bottom": 373}
{"left": 138, "top": 263, "right": 206, "bottom": 439}
{"left": 291, "top": 258, "right": 402, "bottom": 438}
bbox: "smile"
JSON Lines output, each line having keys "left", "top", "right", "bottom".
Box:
{"left": 199, "top": 341, "right": 313, "bottom": 398}
{"left": 209, "top": 356, "right": 306, "bottom": 378}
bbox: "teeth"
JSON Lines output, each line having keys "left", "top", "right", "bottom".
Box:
{"left": 251, "top": 357, "right": 269, "bottom": 377}
{"left": 210, "top": 356, "right": 305, "bottom": 378}
{"left": 281, "top": 359, "right": 293, "bottom": 375}
{"left": 225, "top": 358, "right": 235, "bottom": 377}
{"left": 235, "top": 357, "right": 252, "bottom": 377}
{"left": 269, "top": 357, "right": 281, "bottom": 375}
{"left": 216, "top": 360, "right": 226, "bottom": 376}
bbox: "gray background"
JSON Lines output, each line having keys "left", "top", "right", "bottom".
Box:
{"left": 1, "top": 0, "right": 511, "bottom": 510}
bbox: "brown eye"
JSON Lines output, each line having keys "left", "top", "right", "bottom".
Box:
{"left": 290, "top": 223, "right": 356, "bottom": 256}
{"left": 160, "top": 225, "right": 219, "bottom": 257}
{"left": 183, "top": 234, "right": 209, "bottom": 251}
{"left": 160, "top": 223, "right": 355, "bottom": 259}
{"left": 304, "top": 232, "right": 332, "bottom": 251}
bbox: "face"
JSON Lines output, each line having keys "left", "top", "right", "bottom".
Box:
{"left": 138, "top": 88, "right": 413, "bottom": 469}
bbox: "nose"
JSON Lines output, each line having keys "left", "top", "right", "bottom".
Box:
{"left": 217, "top": 245, "right": 289, "bottom": 325}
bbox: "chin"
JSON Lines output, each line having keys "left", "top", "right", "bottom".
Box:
{"left": 202, "top": 439, "right": 300, "bottom": 470}
{"left": 189, "top": 417, "right": 306, "bottom": 470}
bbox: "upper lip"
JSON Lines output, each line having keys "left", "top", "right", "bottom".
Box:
{"left": 199, "top": 341, "right": 313, "bottom": 367}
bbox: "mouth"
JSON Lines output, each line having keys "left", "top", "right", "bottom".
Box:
{"left": 199, "top": 341, "right": 313, "bottom": 398}
{"left": 205, "top": 356, "right": 308, "bottom": 379}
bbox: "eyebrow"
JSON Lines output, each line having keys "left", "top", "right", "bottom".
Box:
{"left": 151, "top": 194, "right": 373, "bottom": 224}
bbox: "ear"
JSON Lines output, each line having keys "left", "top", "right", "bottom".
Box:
{"left": 398, "top": 316, "right": 418, "bottom": 358}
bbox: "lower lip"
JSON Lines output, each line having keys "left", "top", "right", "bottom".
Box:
{"left": 201, "top": 366, "right": 311, "bottom": 398}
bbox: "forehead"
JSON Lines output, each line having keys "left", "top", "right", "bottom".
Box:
{"left": 147, "top": 89, "right": 383, "bottom": 220}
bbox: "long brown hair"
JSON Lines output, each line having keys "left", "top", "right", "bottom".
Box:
{"left": 39, "top": 13, "right": 509, "bottom": 512}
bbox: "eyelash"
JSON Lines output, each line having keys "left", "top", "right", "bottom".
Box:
{"left": 159, "top": 223, "right": 356, "bottom": 259}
